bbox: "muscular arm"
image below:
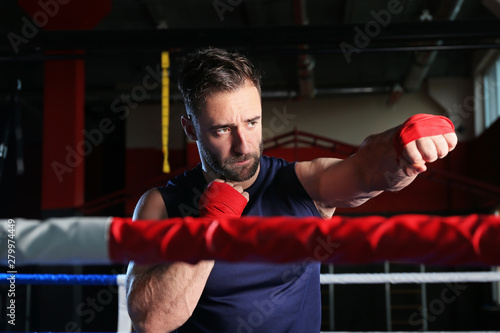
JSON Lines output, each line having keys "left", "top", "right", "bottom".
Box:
{"left": 125, "top": 189, "right": 214, "bottom": 333}
{"left": 296, "top": 123, "right": 457, "bottom": 208}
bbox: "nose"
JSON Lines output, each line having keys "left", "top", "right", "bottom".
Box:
{"left": 232, "top": 127, "right": 250, "bottom": 155}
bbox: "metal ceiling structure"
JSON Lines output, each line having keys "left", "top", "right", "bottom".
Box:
{"left": 0, "top": 0, "right": 499, "bottom": 104}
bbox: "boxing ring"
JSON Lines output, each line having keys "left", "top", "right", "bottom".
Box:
{"left": 1, "top": 214, "right": 500, "bottom": 332}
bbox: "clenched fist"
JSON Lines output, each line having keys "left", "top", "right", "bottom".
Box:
{"left": 395, "top": 114, "right": 458, "bottom": 177}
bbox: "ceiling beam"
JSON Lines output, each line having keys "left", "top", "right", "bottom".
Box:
{"left": 402, "top": 0, "right": 466, "bottom": 92}
{"left": 2, "top": 20, "right": 500, "bottom": 56}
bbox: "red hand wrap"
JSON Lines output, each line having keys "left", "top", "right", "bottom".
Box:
{"left": 107, "top": 214, "right": 500, "bottom": 266}
{"left": 394, "top": 114, "right": 455, "bottom": 156}
{"left": 199, "top": 181, "right": 247, "bottom": 218}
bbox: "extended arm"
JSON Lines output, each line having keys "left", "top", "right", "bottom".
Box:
{"left": 296, "top": 114, "right": 457, "bottom": 208}
{"left": 125, "top": 189, "right": 214, "bottom": 333}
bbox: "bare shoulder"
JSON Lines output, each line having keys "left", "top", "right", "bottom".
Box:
{"left": 133, "top": 188, "right": 168, "bottom": 220}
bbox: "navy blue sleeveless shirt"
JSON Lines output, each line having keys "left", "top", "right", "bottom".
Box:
{"left": 157, "top": 156, "right": 322, "bottom": 333}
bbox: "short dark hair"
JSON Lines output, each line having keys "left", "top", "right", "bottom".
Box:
{"left": 178, "top": 47, "right": 261, "bottom": 116}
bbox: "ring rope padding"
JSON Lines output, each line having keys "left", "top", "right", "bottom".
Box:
{"left": 2, "top": 214, "right": 500, "bottom": 266}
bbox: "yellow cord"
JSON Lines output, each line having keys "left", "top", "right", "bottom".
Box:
{"left": 161, "top": 51, "right": 170, "bottom": 173}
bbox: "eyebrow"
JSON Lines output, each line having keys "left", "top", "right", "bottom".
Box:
{"left": 208, "top": 116, "right": 261, "bottom": 131}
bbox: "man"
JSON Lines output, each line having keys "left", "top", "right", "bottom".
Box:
{"left": 125, "top": 47, "right": 457, "bottom": 332}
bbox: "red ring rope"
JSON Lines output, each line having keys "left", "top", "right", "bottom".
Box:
{"left": 108, "top": 214, "right": 500, "bottom": 266}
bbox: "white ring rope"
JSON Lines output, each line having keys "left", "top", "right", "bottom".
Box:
{"left": 319, "top": 271, "right": 500, "bottom": 285}
{"left": 67, "top": 272, "right": 500, "bottom": 286}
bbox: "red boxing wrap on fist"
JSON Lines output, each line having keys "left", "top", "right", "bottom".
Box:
{"left": 199, "top": 182, "right": 248, "bottom": 218}
{"left": 394, "top": 114, "right": 455, "bottom": 156}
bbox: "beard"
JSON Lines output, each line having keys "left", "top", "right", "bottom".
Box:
{"left": 199, "top": 141, "right": 263, "bottom": 182}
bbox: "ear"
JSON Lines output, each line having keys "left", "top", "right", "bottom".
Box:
{"left": 181, "top": 115, "right": 198, "bottom": 141}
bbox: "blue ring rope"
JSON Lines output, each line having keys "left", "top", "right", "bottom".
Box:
{"left": 0, "top": 273, "right": 119, "bottom": 286}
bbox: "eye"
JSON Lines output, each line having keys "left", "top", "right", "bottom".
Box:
{"left": 215, "top": 127, "right": 230, "bottom": 135}
{"left": 247, "top": 121, "right": 258, "bottom": 128}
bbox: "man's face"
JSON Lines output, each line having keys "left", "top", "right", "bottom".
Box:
{"left": 193, "top": 82, "right": 263, "bottom": 183}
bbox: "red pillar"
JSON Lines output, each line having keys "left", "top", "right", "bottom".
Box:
{"left": 16, "top": 0, "right": 111, "bottom": 214}
{"left": 41, "top": 54, "right": 85, "bottom": 212}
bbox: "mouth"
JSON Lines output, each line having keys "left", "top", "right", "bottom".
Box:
{"left": 226, "top": 154, "right": 252, "bottom": 165}
{"left": 232, "top": 159, "right": 250, "bottom": 165}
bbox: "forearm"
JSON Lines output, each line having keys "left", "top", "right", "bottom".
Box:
{"left": 313, "top": 127, "right": 414, "bottom": 208}
{"left": 355, "top": 126, "right": 416, "bottom": 193}
{"left": 126, "top": 260, "right": 214, "bottom": 333}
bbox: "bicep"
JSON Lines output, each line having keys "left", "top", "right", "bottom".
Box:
{"left": 296, "top": 156, "right": 379, "bottom": 208}
{"left": 129, "top": 188, "right": 212, "bottom": 285}
{"left": 127, "top": 189, "right": 169, "bottom": 292}
{"left": 295, "top": 158, "right": 343, "bottom": 205}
